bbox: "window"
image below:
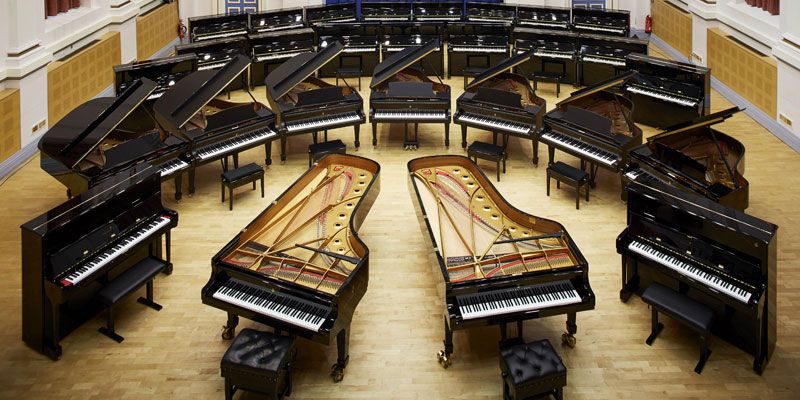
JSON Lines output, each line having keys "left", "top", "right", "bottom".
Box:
{"left": 45, "top": 0, "right": 81, "bottom": 18}
{"left": 224, "top": 0, "right": 258, "bottom": 14}
{"left": 744, "top": 0, "right": 779, "bottom": 16}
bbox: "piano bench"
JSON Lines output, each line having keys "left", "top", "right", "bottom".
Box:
{"left": 336, "top": 67, "right": 362, "bottom": 90}
{"left": 642, "top": 283, "right": 715, "bottom": 374}
{"left": 221, "top": 163, "right": 265, "bottom": 211}
{"left": 532, "top": 71, "right": 563, "bottom": 97}
{"left": 309, "top": 139, "right": 347, "bottom": 167}
{"left": 547, "top": 162, "right": 589, "bottom": 209}
{"left": 463, "top": 66, "right": 487, "bottom": 89}
{"left": 95, "top": 257, "right": 166, "bottom": 343}
{"left": 500, "top": 339, "right": 567, "bottom": 400}
{"left": 221, "top": 329, "right": 295, "bottom": 400}
{"left": 468, "top": 141, "right": 506, "bottom": 182}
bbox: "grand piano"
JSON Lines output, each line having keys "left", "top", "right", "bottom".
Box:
{"left": 22, "top": 164, "right": 177, "bottom": 360}
{"left": 513, "top": 28, "right": 579, "bottom": 84}
{"left": 39, "top": 78, "right": 190, "bottom": 200}
{"left": 454, "top": 50, "right": 546, "bottom": 164}
{"left": 188, "top": 12, "right": 249, "bottom": 42}
{"left": 617, "top": 179, "right": 777, "bottom": 374}
{"left": 516, "top": 5, "right": 571, "bottom": 30}
{"left": 154, "top": 55, "right": 278, "bottom": 195}
{"left": 248, "top": 7, "right": 305, "bottom": 34}
{"left": 248, "top": 28, "right": 315, "bottom": 86}
{"left": 369, "top": 39, "right": 451, "bottom": 149}
{"left": 408, "top": 155, "right": 595, "bottom": 368}
{"left": 114, "top": 54, "right": 198, "bottom": 101}
{"left": 202, "top": 154, "right": 380, "bottom": 382}
{"left": 572, "top": 7, "right": 630, "bottom": 37}
{"left": 623, "top": 107, "right": 749, "bottom": 209}
{"left": 541, "top": 72, "right": 643, "bottom": 187}
{"left": 624, "top": 53, "right": 711, "bottom": 128}
{"left": 578, "top": 33, "right": 649, "bottom": 86}
{"left": 175, "top": 37, "right": 248, "bottom": 72}
{"left": 265, "top": 41, "right": 365, "bottom": 161}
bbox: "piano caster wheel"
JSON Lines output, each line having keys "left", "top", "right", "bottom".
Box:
{"left": 561, "top": 333, "right": 576, "bottom": 348}
{"left": 221, "top": 326, "right": 235, "bottom": 340}
{"left": 330, "top": 364, "right": 345, "bottom": 382}
{"left": 753, "top": 360, "right": 764, "bottom": 375}
{"left": 372, "top": 138, "right": 377, "bottom": 146}
{"left": 437, "top": 350, "right": 451, "bottom": 369}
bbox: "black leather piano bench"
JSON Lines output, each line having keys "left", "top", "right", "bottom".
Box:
{"left": 468, "top": 141, "right": 506, "bottom": 182}
{"left": 547, "top": 162, "right": 589, "bottom": 210}
{"left": 221, "top": 328, "right": 296, "bottom": 400}
{"left": 642, "top": 283, "right": 715, "bottom": 374}
{"left": 463, "top": 66, "right": 487, "bottom": 89}
{"left": 95, "top": 257, "right": 166, "bottom": 343}
{"left": 309, "top": 139, "right": 347, "bottom": 167}
{"left": 532, "top": 71, "right": 563, "bottom": 98}
{"left": 500, "top": 339, "right": 567, "bottom": 400}
{"left": 221, "top": 163, "right": 265, "bottom": 211}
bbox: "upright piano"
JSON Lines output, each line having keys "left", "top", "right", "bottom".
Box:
{"left": 455, "top": 50, "right": 546, "bottom": 164}
{"left": 175, "top": 37, "right": 248, "bottom": 72}
{"left": 624, "top": 53, "right": 711, "bottom": 128}
{"left": 578, "top": 33, "right": 649, "bottom": 86}
{"left": 617, "top": 179, "right": 777, "bottom": 374}
{"left": 362, "top": 2, "right": 412, "bottom": 22}
{"left": 248, "top": 7, "right": 305, "bottom": 34}
{"left": 265, "top": 41, "right": 365, "bottom": 160}
{"left": 513, "top": 28, "right": 579, "bottom": 84}
{"left": 412, "top": 1, "right": 463, "bottom": 22}
{"left": 39, "top": 79, "right": 190, "bottom": 200}
{"left": 516, "top": 5, "right": 571, "bottom": 30}
{"left": 316, "top": 22, "right": 381, "bottom": 78}
{"left": 154, "top": 55, "right": 278, "bottom": 195}
{"left": 447, "top": 22, "right": 511, "bottom": 78}
{"left": 188, "top": 12, "right": 249, "bottom": 42}
{"left": 571, "top": 7, "right": 630, "bottom": 37}
{"left": 114, "top": 54, "right": 198, "bottom": 100}
{"left": 624, "top": 107, "right": 749, "bottom": 209}
{"left": 381, "top": 25, "right": 445, "bottom": 77}
{"left": 466, "top": 1, "right": 516, "bottom": 24}
{"left": 305, "top": 3, "right": 357, "bottom": 24}
{"left": 541, "top": 73, "right": 643, "bottom": 187}
{"left": 369, "top": 39, "right": 451, "bottom": 149}
{"left": 408, "top": 155, "right": 595, "bottom": 367}
{"left": 202, "top": 154, "right": 380, "bottom": 382}
{"left": 22, "top": 164, "right": 177, "bottom": 360}
{"left": 248, "top": 28, "right": 315, "bottom": 85}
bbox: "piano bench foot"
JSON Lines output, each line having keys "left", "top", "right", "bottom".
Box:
{"left": 437, "top": 350, "right": 452, "bottom": 368}
{"left": 137, "top": 297, "right": 163, "bottom": 311}
{"left": 695, "top": 348, "right": 712, "bottom": 374}
{"left": 99, "top": 327, "right": 125, "bottom": 343}
{"left": 645, "top": 323, "right": 664, "bottom": 346}
{"left": 561, "top": 332, "right": 576, "bottom": 348}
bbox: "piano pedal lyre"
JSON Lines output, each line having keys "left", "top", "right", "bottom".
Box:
{"left": 437, "top": 349, "right": 452, "bottom": 368}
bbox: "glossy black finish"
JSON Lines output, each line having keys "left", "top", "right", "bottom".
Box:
{"left": 447, "top": 22, "right": 511, "bottom": 78}
{"left": 114, "top": 54, "right": 198, "bottom": 99}
{"left": 248, "top": 28, "right": 315, "bottom": 85}
{"left": 175, "top": 37, "right": 248, "bottom": 73}
{"left": 412, "top": 2, "right": 463, "bottom": 22}
{"left": 578, "top": 33, "right": 648, "bottom": 86}
{"left": 315, "top": 22, "right": 381, "bottom": 78}
{"left": 513, "top": 28, "right": 579, "bottom": 84}
{"left": 21, "top": 165, "right": 177, "bottom": 360}
{"left": 248, "top": 7, "right": 305, "bottom": 34}
{"left": 466, "top": 2, "right": 516, "bottom": 24}
{"left": 617, "top": 179, "right": 777, "bottom": 374}
{"left": 362, "top": 2, "right": 412, "bottom": 22}
{"left": 305, "top": 3, "right": 357, "bottom": 24}
{"left": 516, "top": 5, "right": 571, "bottom": 30}
{"left": 188, "top": 12, "right": 249, "bottom": 42}
{"left": 571, "top": 7, "right": 630, "bottom": 37}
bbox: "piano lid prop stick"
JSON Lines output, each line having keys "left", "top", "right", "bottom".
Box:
{"left": 494, "top": 232, "right": 564, "bottom": 244}
{"left": 295, "top": 243, "right": 361, "bottom": 265}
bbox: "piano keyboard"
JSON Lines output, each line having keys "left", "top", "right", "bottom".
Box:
{"left": 256, "top": 52, "right": 304, "bottom": 62}
{"left": 386, "top": 46, "right": 441, "bottom": 53}
{"left": 574, "top": 24, "right": 625, "bottom": 35}
{"left": 194, "top": 30, "right": 247, "bottom": 41}
{"left": 195, "top": 128, "right": 278, "bottom": 161}
{"left": 520, "top": 21, "right": 569, "bottom": 29}
{"left": 148, "top": 91, "right": 166, "bottom": 100}
{"left": 373, "top": 110, "right": 447, "bottom": 121}
{"left": 533, "top": 50, "right": 574, "bottom": 60}
{"left": 285, "top": 112, "right": 361, "bottom": 133}
{"left": 417, "top": 16, "right": 462, "bottom": 21}
{"left": 450, "top": 46, "right": 508, "bottom": 53}
{"left": 198, "top": 61, "right": 231, "bottom": 71}
{"left": 254, "top": 23, "right": 304, "bottom": 33}
{"left": 343, "top": 47, "right": 376, "bottom": 53}
{"left": 626, "top": 86, "right": 699, "bottom": 108}
{"left": 456, "top": 112, "right": 531, "bottom": 135}
{"left": 365, "top": 17, "right": 409, "bottom": 21}
{"left": 59, "top": 215, "right": 172, "bottom": 287}
{"left": 539, "top": 131, "right": 619, "bottom": 167}
{"left": 457, "top": 281, "right": 581, "bottom": 320}
{"left": 582, "top": 55, "right": 625, "bottom": 67}
{"left": 213, "top": 278, "right": 331, "bottom": 332}
{"left": 468, "top": 17, "right": 512, "bottom": 23}
{"left": 627, "top": 240, "right": 753, "bottom": 304}
{"left": 624, "top": 168, "right": 645, "bottom": 181}
{"left": 158, "top": 159, "right": 190, "bottom": 177}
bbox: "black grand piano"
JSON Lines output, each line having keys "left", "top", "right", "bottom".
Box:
{"left": 248, "top": 28, "right": 315, "bottom": 85}
{"left": 369, "top": 39, "right": 451, "bottom": 149}
{"left": 114, "top": 54, "right": 197, "bottom": 101}
{"left": 188, "top": 12, "right": 249, "bottom": 42}
{"left": 617, "top": 179, "right": 777, "bottom": 374}
{"left": 305, "top": 3, "right": 357, "bottom": 24}
{"left": 624, "top": 53, "right": 711, "bottom": 128}
{"left": 248, "top": 7, "right": 305, "bottom": 34}
{"left": 578, "top": 33, "right": 649, "bottom": 86}
{"left": 22, "top": 164, "right": 177, "bottom": 360}
{"left": 454, "top": 50, "right": 546, "bottom": 164}
{"left": 39, "top": 78, "right": 190, "bottom": 200}
{"left": 175, "top": 37, "right": 248, "bottom": 72}
{"left": 623, "top": 107, "right": 749, "bottom": 209}
{"left": 154, "top": 55, "right": 277, "bottom": 195}
{"left": 516, "top": 5, "right": 571, "bottom": 30}
{"left": 541, "top": 72, "right": 643, "bottom": 187}
{"left": 572, "top": 7, "right": 630, "bottom": 37}
{"left": 513, "top": 27, "right": 579, "bottom": 84}
{"left": 466, "top": 1, "right": 516, "bottom": 24}
{"left": 265, "top": 41, "right": 365, "bottom": 160}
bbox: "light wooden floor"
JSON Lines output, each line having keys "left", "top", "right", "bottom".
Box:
{"left": 1, "top": 45, "right": 799, "bottom": 399}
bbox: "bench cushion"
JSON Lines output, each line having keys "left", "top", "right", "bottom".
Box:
{"left": 221, "top": 329, "right": 294, "bottom": 376}
{"left": 97, "top": 257, "right": 165, "bottom": 306}
{"left": 222, "top": 163, "right": 263, "bottom": 183}
{"left": 336, "top": 67, "right": 362, "bottom": 76}
{"left": 548, "top": 161, "right": 588, "bottom": 182}
{"left": 468, "top": 141, "right": 505, "bottom": 157}
{"left": 464, "top": 66, "right": 487, "bottom": 75}
{"left": 533, "top": 71, "right": 563, "bottom": 80}
{"left": 642, "top": 283, "right": 714, "bottom": 332}
{"left": 309, "top": 139, "right": 347, "bottom": 155}
{"left": 500, "top": 339, "right": 566, "bottom": 386}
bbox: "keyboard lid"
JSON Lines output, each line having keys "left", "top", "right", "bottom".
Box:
{"left": 370, "top": 38, "right": 441, "bottom": 89}
{"left": 465, "top": 49, "right": 535, "bottom": 91}
{"left": 561, "top": 105, "right": 612, "bottom": 136}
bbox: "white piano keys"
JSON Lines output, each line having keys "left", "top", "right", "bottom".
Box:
{"left": 158, "top": 159, "right": 190, "bottom": 177}
{"left": 194, "top": 30, "right": 248, "bottom": 41}
{"left": 625, "top": 86, "right": 699, "bottom": 108}
{"left": 373, "top": 110, "right": 447, "bottom": 121}
{"left": 457, "top": 281, "right": 581, "bottom": 320}
{"left": 285, "top": 112, "right": 361, "bottom": 133}
{"left": 574, "top": 24, "right": 625, "bottom": 34}
{"left": 534, "top": 51, "right": 574, "bottom": 60}
{"left": 198, "top": 61, "right": 231, "bottom": 71}
{"left": 195, "top": 128, "right": 278, "bottom": 161}
{"left": 539, "top": 131, "right": 619, "bottom": 167}
{"left": 582, "top": 55, "right": 626, "bottom": 67}
{"left": 450, "top": 46, "right": 508, "bottom": 53}
{"left": 456, "top": 112, "right": 531, "bottom": 135}
{"left": 256, "top": 52, "right": 305, "bottom": 62}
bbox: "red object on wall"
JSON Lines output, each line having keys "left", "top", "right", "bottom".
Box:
{"left": 70, "top": 0, "right": 81, "bottom": 8}
{"left": 645, "top": 15, "right": 652, "bottom": 34}
{"left": 46, "top": 0, "right": 59, "bottom": 17}
{"left": 58, "top": 0, "right": 70, "bottom": 13}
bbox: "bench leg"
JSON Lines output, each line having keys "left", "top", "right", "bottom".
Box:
{"left": 99, "top": 306, "right": 124, "bottom": 343}
{"left": 224, "top": 377, "right": 234, "bottom": 400}
{"left": 229, "top": 187, "right": 234, "bottom": 211}
{"left": 646, "top": 308, "right": 664, "bottom": 346}
{"left": 576, "top": 189, "right": 580, "bottom": 210}
{"left": 461, "top": 124, "right": 467, "bottom": 148}
{"left": 555, "top": 387, "right": 564, "bottom": 400}
{"left": 695, "top": 335, "right": 712, "bottom": 374}
{"left": 221, "top": 182, "right": 225, "bottom": 203}
{"left": 137, "top": 281, "right": 163, "bottom": 311}
{"left": 496, "top": 160, "right": 500, "bottom": 182}
{"left": 547, "top": 173, "right": 551, "bottom": 196}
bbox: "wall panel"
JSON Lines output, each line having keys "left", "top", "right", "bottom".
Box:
{"left": 652, "top": 0, "right": 692, "bottom": 58}
{"left": 136, "top": 1, "right": 179, "bottom": 61}
{"left": 0, "top": 89, "right": 21, "bottom": 164}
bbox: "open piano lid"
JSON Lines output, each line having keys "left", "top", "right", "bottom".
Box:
{"left": 556, "top": 70, "right": 636, "bottom": 107}
{"left": 648, "top": 107, "right": 742, "bottom": 142}
{"left": 265, "top": 41, "right": 345, "bottom": 101}
{"left": 369, "top": 38, "right": 441, "bottom": 89}
{"left": 39, "top": 79, "right": 158, "bottom": 169}
{"left": 465, "top": 49, "right": 536, "bottom": 90}
{"left": 153, "top": 54, "right": 250, "bottom": 134}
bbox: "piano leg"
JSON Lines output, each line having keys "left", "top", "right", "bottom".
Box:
{"left": 548, "top": 145, "right": 556, "bottom": 166}
{"left": 372, "top": 122, "right": 378, "bottom": 146}
{"left": 188, "top": 169, "right": 196, "bottom": 196}
{"left": 173, "top": 174, "right": 183, "bottom": 201}
{"left": 280, "top": 137, "right": 287, "bottom": 162}
{"left": 331, "top": 329, "right": 349, "bottom": 383}
{"left": 438, "top": 315, "right": 453, "bottom": 368}
{"left": 264, "top": 141, "right": 272, "bottom": 166}
{"left": 354, "top": 124, "right": 360, "bottom": 149}
{"left": 620, "top": 254, "right": 638, "bottom": 302}
{"left": 44, "top": 300, "right": 63, "bottom": 361}
{"left": 461, "top": 125, "right": 468, "bottom": 148}
{"left": 313, "top": 132, "right": 318, "bottom": 144}
{"left": 532, "top": 138, "right": 539, "bottom": 166}
{"left": 221, "top": 312, "right": 239, "bottom": 340}
{"left": 444, "top": 123, "right": 450, "bottom": 147}
{"left": 164, "top": 231, "right": 173, "bottom": 275}
{"left": 562, "top": 312, "right": 577, "bottom": 348}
